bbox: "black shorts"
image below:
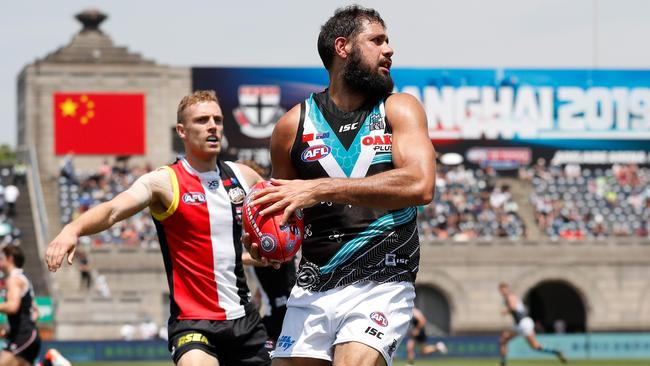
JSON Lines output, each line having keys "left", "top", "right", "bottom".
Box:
{"left": 262, "top": 304, "right": 287, "bottom": 341}
{"left": 168, "top": 310, "right": 272, "bottom": 365}
{"left": 5, "top": 329, "right": 41, "bottom": 364}
{"left": 411, "top": 328, "right": 427, "bottom": 343}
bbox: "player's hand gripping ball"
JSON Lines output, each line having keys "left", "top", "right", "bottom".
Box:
{"left": 242, "top": 181, "right": 304, "bottom": 262}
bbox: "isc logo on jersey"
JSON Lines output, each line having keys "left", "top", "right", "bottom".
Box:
{"left": 182, "top": 192, "right": 206, "bottom": 205}
{"left": 301, "top": 145, "right": 331, "bottom": 162}
{"left": 339, "top": 122, "right": 358, "bottom": 132}
{"left": 362, "top": 134, "right": 392, "bottom": 152}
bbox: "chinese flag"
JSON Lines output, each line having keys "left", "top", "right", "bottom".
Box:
{"left": 54, "top": 93, "right": 145, "bottom": 155}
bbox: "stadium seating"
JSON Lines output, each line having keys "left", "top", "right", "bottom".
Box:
{"left": 529, "top": 163, "right": 650, "bottom": 239}
{"left": 417, "top": 165, "right": 526, "bottom": 241}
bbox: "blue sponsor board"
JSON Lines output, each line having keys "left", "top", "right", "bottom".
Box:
{"left": 394, "top": 335, "right": 500, "bottom": 359}
{"left": 40, "top": 340, "right": 169, "bottom": 362}
{"left": 0, "top": 333, "right": 642, "bottom": 361}
{"left": 509, "top": 333, "right": 650, "bottom": 359}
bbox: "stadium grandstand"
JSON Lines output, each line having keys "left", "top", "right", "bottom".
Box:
{"left": 4, "top": 2, "right": 650, "bottom": 365}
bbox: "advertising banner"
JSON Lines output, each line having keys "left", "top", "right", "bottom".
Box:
{"left": 193, "top": 68, "right": 650, "bottom": 168}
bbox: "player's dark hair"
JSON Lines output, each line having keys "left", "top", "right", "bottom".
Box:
{"left": 3, "top": 245, "right": 25, "bottom": 268}
{"left": 318, "top": 5, "right": 385, "bottom": 70}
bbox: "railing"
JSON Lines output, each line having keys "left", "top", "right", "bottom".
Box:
{"left": 421, "top": 237, "right": 650, "bottom": 246}
{"left": 17, "top": 144, "right": 54, "bottom": 296}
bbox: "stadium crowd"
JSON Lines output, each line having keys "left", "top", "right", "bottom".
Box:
{"left": 527, "top": 160, "right": 650, "bottom": 240}
{"left": 57, "top": 158, "right": 650, "bottom": 245}
{"left": 58, "top": 158, "right": 159, "bottom": 248}
{"left": 0, "top": 165, "right": 24, "bottom": 247}
{"left": 417, "top": 165, "right": 526, "bottom": 242}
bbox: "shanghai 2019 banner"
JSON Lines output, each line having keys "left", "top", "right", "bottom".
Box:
{"left": 192, "top": 68, "right": 650, "bottom": 168}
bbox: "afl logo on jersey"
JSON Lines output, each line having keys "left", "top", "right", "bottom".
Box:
{"left": 370, "top": 311, "right": 388, "bottom": 327}
{"left": 182, "top": 192, "right": 206, "bottom": 205}
{"left": 301, "top": 145, "right": 331, "bottom": 162}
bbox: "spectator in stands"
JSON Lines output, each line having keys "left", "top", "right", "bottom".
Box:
{"left": 59, "top": 153, "right": 77, "bottom": 184}
{"left": 77, "top": 250, "right": 92, "bottom": 291}
{"left": 139, "top": 315, "right": 159, "bottom": 340}
{"left": 120, "top": 323, "right": 136, "bottom": 341}
{"left": 530, "top": 163, "right": 650, "bottom": 239}
{"left": 418, "top": 165, "right": 525, "bottom": 241}
{"left": 3, "top": 183, "right": 19, "bottom": 217}
{"left": 12, "top": 163, "right": 27, "bottom": 186}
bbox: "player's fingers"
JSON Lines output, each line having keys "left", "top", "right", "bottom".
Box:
{"left": 269, "top": 260, "right": 281, "bottom": 269}
{"left": 67, "top": 246, "right": 77, "bottom": 265}
{"left": 241, "top": 232, "right": 252, "bottom": 250}
{"left": 251, "top": 191, "right": 281, "bottom": 209}
{"left": 50, "top": 246, "right": 65, "bottom": 272}
{"left": 269, "top": 178, "right": 290, "bottom": 186}
{"left": 45, "top": 245, "right": 55, "bottom": 270}
{"left": 47, "top": 243, "right": 60, "bottom": 270}
{"left": 252, "top": 185, "right": 280, "bottom": 201}
{"left": 249, "top": 242, "right": 261, "bottom": 261}
{"left": 258, "top": 199, "right": 288, "bottom": 217}
{"left": 280, "top": 204, "right": 298, "bottom": 226}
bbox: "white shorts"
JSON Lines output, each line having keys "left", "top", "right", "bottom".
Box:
{"left": 513, "top": 317, "right": 535, "bottom": 336}
{"left": 272, "top": 281, "right": 415, "bottom": 366}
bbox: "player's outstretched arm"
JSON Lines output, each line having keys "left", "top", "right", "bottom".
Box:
{"left": 254, "top": 93, "right": 436, "bottom": 224}
{"left": 45, "top": 170, "right": 167, "bottom": 272}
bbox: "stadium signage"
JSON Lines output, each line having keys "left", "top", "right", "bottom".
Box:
{"left": 399, "top": 86, "right": 650, "bottom": 140}
{"left": 467, "top": 147, "right": 531, "bottom": 169}
{"left": 192, "top": 68, "right": 650, "bottom": 167}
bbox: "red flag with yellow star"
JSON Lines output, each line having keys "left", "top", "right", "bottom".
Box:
{"left": 54, "top": 93, "right": 145, "bottom": 154}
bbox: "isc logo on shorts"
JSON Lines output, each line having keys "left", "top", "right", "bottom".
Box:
{"left": 370, "top": 311, "right": 388, "bottom": 327}
{"left": 182, "top": 192, "right": 206, "bottom": 205}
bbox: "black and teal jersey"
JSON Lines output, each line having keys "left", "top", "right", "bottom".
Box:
{"left": 508, "top": 298, "right": 529, "bottom": 324}
{"left": 289, "top": 91, "right": 419, "bottom": 292}
{"left": 6, "top": 269, "right": 37, "bottom": 341}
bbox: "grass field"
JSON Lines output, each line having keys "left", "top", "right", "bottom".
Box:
{"left": 73, "top": 359, "right": 650, "bottom": 366}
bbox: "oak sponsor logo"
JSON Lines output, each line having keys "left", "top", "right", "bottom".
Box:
{"left": 362, "top": 134, "right": 392, "bottom": 152}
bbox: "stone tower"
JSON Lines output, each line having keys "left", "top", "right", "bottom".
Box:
{"left": 17, "top": 8, "right": 190, "bottom": 177}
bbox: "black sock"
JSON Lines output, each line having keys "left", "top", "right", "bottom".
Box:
{"left": 537, "top": 346, "right": 560, "bottom": 355}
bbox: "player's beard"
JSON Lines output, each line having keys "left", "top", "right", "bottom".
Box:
{"left": 343, "top": 46, "right": 394, "bottom": 102}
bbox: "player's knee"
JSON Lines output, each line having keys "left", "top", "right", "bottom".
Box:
{"left": 177, "top": 349, "right": 219, "bottom": 366}
{"left": 333, "top": 342, "right": 386, "bottom": 366}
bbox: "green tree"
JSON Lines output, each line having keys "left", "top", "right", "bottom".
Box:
{"left": 0, "top": 145, "right": 16, "bottom": 163}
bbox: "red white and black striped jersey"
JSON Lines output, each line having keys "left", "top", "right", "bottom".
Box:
{"left": 153, "top": 158, "right": 253, "bottom": 321}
